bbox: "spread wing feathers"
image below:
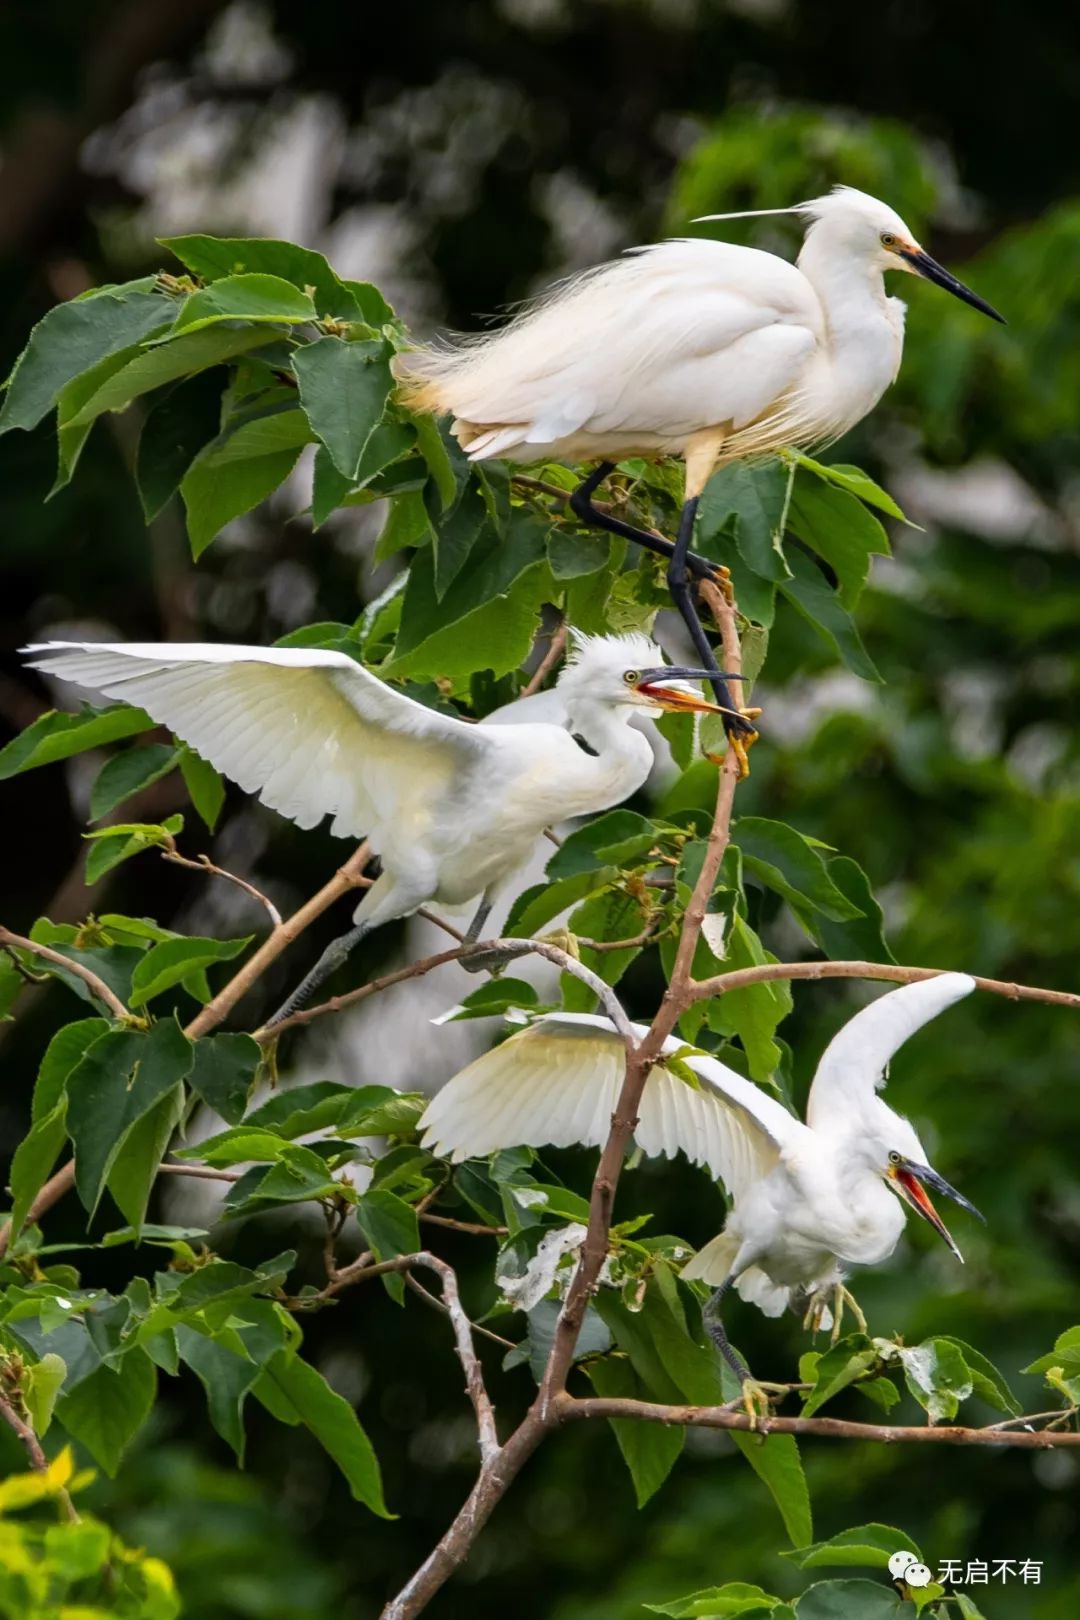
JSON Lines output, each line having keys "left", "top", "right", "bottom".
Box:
{"left": 398, "top": 240, "right": 824, "bottom": 447}
{"left": 23, "top": 641, "right": 492, "bottom": 840}
{"left": 805, "top": 973, "right": 976, "bottom": 1134}
{"left": 419, "top": 1011, "right": 804, "bottom": 1203}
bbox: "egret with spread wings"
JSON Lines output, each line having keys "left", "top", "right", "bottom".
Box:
{"left": 397, "top": 187, "right": 1004, "bottom": 766}
{"left": 24, "top": 632, "right": 727, "bottom": 1026}
{"left": 421, "top": 974, "right": 982, "bottom": 1405}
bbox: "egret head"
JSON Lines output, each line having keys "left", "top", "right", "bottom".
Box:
{"left": 696, "top": 185, "right": 1004, "bottom": 323}
{"left": 558, "top": 630, "right": 736, "bottom": 717}
{"left": 867, "top": 1114, "right": 983, "bottom": 1261}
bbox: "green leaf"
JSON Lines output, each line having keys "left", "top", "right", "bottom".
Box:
{"left": 0, "top": 280, "right": 170, "bottom": 434}
{"left": 175, "top": 1326, "right": 260, "bottom": 1461}
{"left": 89, "top": 744, "right": 181, "bottom": 820}
{"left": 547, "top": 810, "right": 657, "bottom": 879}
{"left": 26, "top": 919, "right": 143, "bottom": 1010}
{"left": 187, "top": 1032, "right": 261, "bottom": 1125}
{"left": 933, "top": 1337, "right": 1020, "bottom": 1415}
{"left": 181, "top": 444, "right": 304, "bottom": 559}
{"left": 169, "top": 273, "right": 317, "bottom": 334}
{"left": 896, "top": 1339, "right": 974, "bottom": 1424}
{"left": 446, "top": 979, "right": 541, "bottom": 1021}
{"left": 779, "top": 548, "right": 882, "bottom": 683}
{"left": 646, "top": 1583, "right": 782, "bottom": 1617}
{"left": 705, "top": 914, "right": 792, "bottom": 1082}
{"left": 801, "top": 1337, "right": 880, "bottom": 1418}
{"left": 698, "top": 462, "right": 792, "bottom": 583}
{"left": 735, "top": 817, "right": 863, "bottom": 922}
{"left": 9, "top": 1100, "right": 69, "bottom": 1237}
{"left": 292, "top": 336, "right": 393, "bottom": 479}
{"left": 66, "top": 1017, "right": 195, "bottom": 1214}
{"left": 135, "top": 368, "right": 228, "bottom": 521}
{"left": 53, "top": 342, "right": 150, "bottom": 494}
{"left": 786, "top": 475, "right": 890, "bottom": 609}
{"left": 794, "top": 857, "right": 895, "bottom": 964}
{"left": 795, "top": 1580, "right": 914, "bottom": 1619}
{"left": 585, "top": 1355, "right": 684, "bottom": 1507}
{"left": 67, "top": 322, "right": 272, "bottom": 427}
{"left": 355, "top": 1188, "right": 420, "bottom": 1304}
{"left": 178, "top": 747, "right": 226, "bottom": 832}
{"left": 413, "top": 413, "right": 459, "bottom": 511}
{"left": 504, "top": 870, "right": 617, "bottom": 937}
{"left": 129, "top": 934, "right": 251, "bottom": 1008}
{"left": 106, "top": 1085, "right": 185, "bottom": 1234}
{"left": 784, "top": 1524, "right": 921, "bottom": 1571}
{"left": 0, "top": 704, "right": 154, "bottom": 780}
{"left": 161, "top": 234, "right": 368, "bottom": 321}
{"left": 794, "top": 455, "right": 906, "bottom": 520}
{"left": 1023, "top": 1324, "right": 1080, "bottom": 1377}
{"left": 254, "top": 1351, "right": 392, "bottom": 1516}
{"left": 33, "top": 1019, "right": 112, "bottom": 1120}
{"left": 23, "top": 1352, "right": 67, "bottom": 1437}
{"left": 385, "top": 512, "right": 553, "bottom": 682}
{"left": 56, "top": 1346, "right": 156, "bottom": 1475}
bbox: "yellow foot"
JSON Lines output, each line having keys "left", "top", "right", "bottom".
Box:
{"left": 740, "top": 1378, "right": 788, "bottom": 1429}
{"left": 707, "top": 564, "right": 734, "bottom": 605}
{"left": 831, "top": 1283, "right": 867, "bottom": 1341}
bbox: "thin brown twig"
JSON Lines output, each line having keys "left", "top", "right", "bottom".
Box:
{"left": 0, "top": 1391, "right": 78, "bottom": 1521}
{"left": 553, "top": 1392, "right": 1080, "bottom": 1449}
{"left": 403, "top": 1272, "right": 518, "bottom": 1352}
{"left": 420, "top": 1213, "right": 509, "bottom": 1236}
{"left": 689, "top": 958, "right": 1080, "bottom": 1010}
{"left": 162, "top": 850, "right": 283, "bottom": 927}
{"left": 157, "top": 1162, "right": 242, "bottom": 1183}
{"left": 518, "top": 622, "right": 568, "bottom": 699}
{"left": 0, "top": 926, "right": 129, "bottom": 1021}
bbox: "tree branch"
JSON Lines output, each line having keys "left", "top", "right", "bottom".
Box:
{"left": 518, "top": 622, "right": 567, "bottom": 698}
{"left": 554, "top": 1392, "right": 1080, "bottom": 1449}
{"left": 161, "top": 850, "right": 283, "bottom": 927}
{"left": 378, "top": 546, "right": 751, "bottom": 1620}
{"left": 0, "top": 1391, "right": 78, "bottom": 1520}
{"left": 0, "top": 926, "right": 129, "bottom": 1021}
{"left": 689, "top": 957, "right": 1080, "bottom": 1010}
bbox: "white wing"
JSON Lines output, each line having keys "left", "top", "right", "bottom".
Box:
{"left": 402, "top": 240, "right": 823, "bottom": 445}
{"left": 420, "top": 1011, "right": 805, "bottom": 1204}
{"left": 23, "top": 640, "right": 495, "bottom": 840}
{"left": 805, "top": 973, "right": 976, "bottom": 1134}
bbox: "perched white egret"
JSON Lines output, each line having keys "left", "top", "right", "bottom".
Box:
{"left": 24, "top": 632, "right": 728, "bottom": 1025}
{"left": 396, "top": 187, "right": 1004, "bottom": 750}
{"left": 420, "top": 973, "right": 982, "bottom": 1395}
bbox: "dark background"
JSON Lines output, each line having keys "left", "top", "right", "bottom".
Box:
{"left": 1, "top": 3, "right": 1079, "bottom": 1616}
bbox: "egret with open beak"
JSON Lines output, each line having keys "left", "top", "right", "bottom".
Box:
{"left": 25, "top": 630, "right": 727, "bottom": 1027}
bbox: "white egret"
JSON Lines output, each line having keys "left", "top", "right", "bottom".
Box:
{"left": 23, "top": 632, "right": 729, "bottom": 1026}
{"left": 396, "top": 187, "right": 1004, "bottom": 756}
{"left": 420, "top": 973, "right": 982, "bottom": 1400}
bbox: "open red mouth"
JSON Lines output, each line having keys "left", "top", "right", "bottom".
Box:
{"left": 891, "top": 1166, "right": 963, "bottom": 1260}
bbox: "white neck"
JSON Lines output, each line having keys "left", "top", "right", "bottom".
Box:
{"left": 563, "top": 696, "right": 647, "bottom": 760}
{"left": 797, "top": 230, "right": 892, "bottom": 338}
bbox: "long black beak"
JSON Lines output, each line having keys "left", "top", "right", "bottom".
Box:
{"left": 900, "top": 249, "right": 1006, "bottom": 325}
{"left": 890, "top": 1157, "right": 984, "bottom": 1263}
{"left": 637, "top": 667, "right": 745, "bottom": 685}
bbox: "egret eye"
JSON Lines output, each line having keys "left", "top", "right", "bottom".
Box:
{"left": 880, "top": 232, "right": 899, "bottom": 250}
{"left": 623, "top": 670, "right": 640, "bottom": 686}
{"left": 888, "top": 1150, "right": 901, "bottom": 1165}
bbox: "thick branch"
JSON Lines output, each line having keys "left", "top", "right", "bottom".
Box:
{"left": 555, "top": 1392, "right": 1080, "bottom": 1449}
{"left": 0, "top": 926, "right": 129, "bottom": 1021}
{"left": 690, "top": 958, "right": 1080, "bottom": 1010}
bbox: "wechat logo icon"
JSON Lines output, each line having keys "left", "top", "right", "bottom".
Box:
{"left": 888, "top": 1550, "right": 931, "bottom": 1588}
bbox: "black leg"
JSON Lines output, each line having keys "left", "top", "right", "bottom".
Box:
{"left": 667, "top": 498, "right": 753, "bottom": 738}
{"left": 265, "top": 920, "right": 370, "bottom": 1029}
{"left": 703, "top": 1277, "right": 751, "bottom": 1384}
{"left": 460, "top": 896, "right": 501, "bottom": 974}
{"left": 568, "top": 463, "right": 719, "bottom": 583}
